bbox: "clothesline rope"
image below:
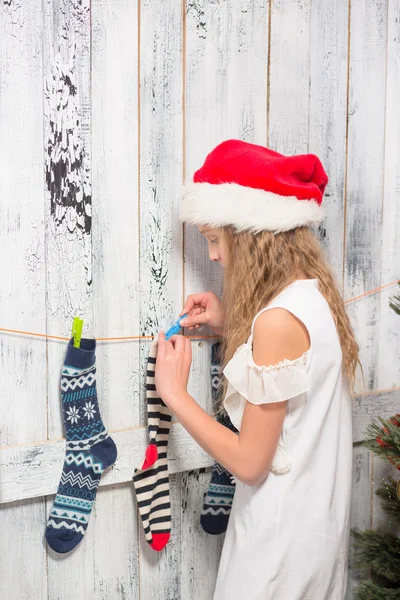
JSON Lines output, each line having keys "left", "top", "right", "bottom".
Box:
{"left": 0, "top": 279, "right": 399, "bottom": 342}
{"left": 0, "top": 278, "right": 399, "bottom": 453}
{"left": 0, "top": 330, "right": 218, "bottom": 342}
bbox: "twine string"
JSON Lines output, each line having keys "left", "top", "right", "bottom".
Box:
{"left": 0, "top": 279, "right": 398, "bottom": 343}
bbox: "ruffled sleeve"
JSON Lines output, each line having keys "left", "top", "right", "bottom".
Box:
{"left": 223, "top": 343, "right": 310, "bottom": 407}
{"left": 222, "top": 343, "right": 311, "bottom": 475}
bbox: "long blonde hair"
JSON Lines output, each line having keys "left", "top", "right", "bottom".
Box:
{"left": 220, "top": 225, "right": 361, "bottom": 396}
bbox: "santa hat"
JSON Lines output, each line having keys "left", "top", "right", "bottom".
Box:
{"left": 180, "top": 139, "right": 328, "bottom": 233}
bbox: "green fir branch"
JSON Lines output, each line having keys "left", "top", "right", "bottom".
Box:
{"left": 354, "top": 581, "right": 400, "bottom": 600}
{"left": 351, "top": 529, "right": 400, "bottom": 584}
{"left": 389, "top": 282, "right": 400, "bottom": 316}
{"left": 362, "top": 417, "right": 400, "bottom": 468}
{"left": 376, "top": 478, "right": 400, "bottom": 524}
{"left": 351, "top": 290, "right": 400, "bottom": 599}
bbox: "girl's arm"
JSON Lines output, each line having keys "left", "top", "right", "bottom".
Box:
{"left": 161, "top": 390, "right": 286, "bottom": 486}
{"left": 155, "top": 308, "right": 310, "bottom": 486}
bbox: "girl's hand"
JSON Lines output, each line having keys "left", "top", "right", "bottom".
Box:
{"left": 155, "top": 332, "right": 192, "bottom": 404}
{"left": 179, "top": 291, "right": 224, "bottom": 334}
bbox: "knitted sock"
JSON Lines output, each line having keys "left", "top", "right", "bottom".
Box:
{"left": 45, "top": 338, "right": 117, "bottom": 553}
{"left": 133, "top": 337, "right": 172, "bottom": 551}
{"left": 200, "top": 342, "right": 238, "bottom": 535}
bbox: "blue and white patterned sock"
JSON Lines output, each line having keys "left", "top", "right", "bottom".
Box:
{"left": 200, "top": 342, "right": 238, "bottom": 535}
{"left": 45, "top": 338, "right": 117, "bottom": 553}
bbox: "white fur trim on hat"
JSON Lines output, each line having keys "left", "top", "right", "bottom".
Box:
{"left": 180, "top": 182, "right": 325, "bottom": 233}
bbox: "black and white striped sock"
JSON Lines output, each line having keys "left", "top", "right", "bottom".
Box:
{"left": 133, "top": 337, "right": 172, "bottom": 551}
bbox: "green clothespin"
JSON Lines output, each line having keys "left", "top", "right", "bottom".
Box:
{"left": 72, "top": 316, "right": 84, "bottom": 348}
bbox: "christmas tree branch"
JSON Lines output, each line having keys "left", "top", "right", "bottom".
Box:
{"left": 354, "top": 581, "right": 400, "bottom": 600}
{"left": 389, "top": 282, "right": 400, "bottom": 316}
{"left": 362, "top": 416, "right": 400, "bottom": 468}
{"left": 351, "top": 529, "right": 400, "bottom": 584}
{"left": 352, "top": 289, "right": 400, "bottom": 599}
{"left": 376, "top": 478, "right": 400, "bottom": 524}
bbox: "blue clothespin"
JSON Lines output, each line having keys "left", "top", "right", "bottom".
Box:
{"left": 165, "top": 314, "right": 187, "bottom": 341}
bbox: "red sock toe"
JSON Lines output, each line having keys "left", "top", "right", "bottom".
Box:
{"left": 150, "top": 532, "right": 170, "bottom": 551}
{"left": 141, "top": 443, "right": 158, "bottom": 469}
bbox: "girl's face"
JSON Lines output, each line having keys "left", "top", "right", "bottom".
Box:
{"left": 198, "top": 226, "right": 227, "bottom": 267}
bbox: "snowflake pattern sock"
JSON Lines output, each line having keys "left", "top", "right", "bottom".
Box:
{"left": 45, "top": 338, "right": 117, "bottom": 553}
{"left": 133, "top": 337, "right": 172, "bottom": 551}
{"left": 200, "top": 341, "right": 238, "bottom": 535}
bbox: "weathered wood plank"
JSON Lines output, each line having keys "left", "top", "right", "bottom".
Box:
{"left": 378, "top": 0, "right": 400, "bottom": 389}
{"left": 0, "top": 0, "right": 47, "bottom": 452}
{"left": 269, "top": 0, "right": 311, "bottom": 153}
{"left": 138, "top": 1, "right": 183, "bottom": 343}
{"left": 345, "top": 0, "right": 387, "bottom": 393}
{"left": 309, "top": 0, "right": 349, "bottom": 279}
{"left": 43, "top": 0, "right": 93, "bottom": 438}
{"left": 0, "top": 1, "right": 47, "bottom": 598}
{"left": 180, "top": 469, "right": 224, "bottom": 600}
{"left": 92, "top": 0, "right": 141, "bottom": 430}
{"left": 0, "top": 423, "right": 214, "bottom": 504}
{"left": 352, "top": 388, "right": 400, "bottom": 444}
{"left": 0, "top": 499, "right": 48, "bottom": 600}
{"left": 138, "top": 0, "right": 184, "bottom": 596}
{"left": 185, "top": 0, "right": 269, "bottom": 307}
{"left": 93, "top": 485, "right": 139, "bottom": 600}
{"left": 42, "top": 2, "right": 95, "bottom": 596}
{"left": 346, "top": 445, "right": 372, "bottom": 599}
{"left": 1, "top": 388, "right": 397, "bottom": 505}
{"left": 90, "top": 2, "right": 140, "bottom": 598}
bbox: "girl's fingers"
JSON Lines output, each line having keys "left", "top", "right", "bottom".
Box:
{"left": 185, "top": 324, "right": 200, "bottom": 332}
{"left": 180, "top": 293, "right": 207, "bottom": 317}
{"left": 185, "top": 336, "right": 192, "bottom": 363}
{"left": 184, "top": 306, "right": 202, "bottom": 322}
{"left": 172, "top": 334, "right": 185, "bottom": 353}
{"left": 180, "top": 311, "right": 208, "bottom": 328}
{"left": 158, "top": 331, "right": 167, "bottom": 357}
{"left": 179, "top": 296, "right": 196, "bottom": 317}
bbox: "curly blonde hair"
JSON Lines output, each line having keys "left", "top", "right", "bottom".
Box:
{"left": 220, "top": 225, "right": 361, "bottom": 397}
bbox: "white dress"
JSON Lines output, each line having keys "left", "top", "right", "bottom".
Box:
{"left": 213, "top": 279, "right": 352, "bottom": 600}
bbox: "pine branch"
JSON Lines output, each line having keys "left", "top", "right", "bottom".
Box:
{"left": 351, "top": 529, "right": 400, "bottom": 584}
{"left": 389, "top": 282, "right": 400, "bottom": 316}
{"left": 376, "top": 478, "right": 400, "bottom": 524}
{"left": 363, "top": 416, "right": 400, "bottom": 468}
{"left": 354, "top": 581, "right": 400, "bottom": 600}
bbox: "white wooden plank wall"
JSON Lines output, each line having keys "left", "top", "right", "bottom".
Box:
{"left": 0, "top": 1, "right": 399, "bottom": 599}
{"left": 0, "top": 1, "right": 48, "bottom": 599}
{"left": 309, "top": 0, "right": 349, "bottom": 279}
{"left": 91, "top": 2, "right": 140, "bottom": 597}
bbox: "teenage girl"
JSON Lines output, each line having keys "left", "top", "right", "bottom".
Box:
{"left": 154, "top": 140, "right": 359, "bottom": 600}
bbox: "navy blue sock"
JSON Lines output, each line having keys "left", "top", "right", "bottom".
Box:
{"left": 45, "top": 338, "right": 117, "bottom": 553}
{"left": 200, "top": 342, "right": 238, "bottom": 535}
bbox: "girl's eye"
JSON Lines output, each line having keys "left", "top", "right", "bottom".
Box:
{"left": 210, "top": 238, "right": 219, "bottom": 244}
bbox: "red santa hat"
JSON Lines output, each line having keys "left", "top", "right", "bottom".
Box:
{"left": 180, "top": 139, "right": 328, "bottom": 233}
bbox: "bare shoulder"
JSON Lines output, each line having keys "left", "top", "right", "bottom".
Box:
{"left": 252, "top": 308, "right": 310, "bottom": 366}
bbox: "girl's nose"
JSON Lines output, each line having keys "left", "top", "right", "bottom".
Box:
{"left": 208, "top": 248, "right": 220, "bottom": 263}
